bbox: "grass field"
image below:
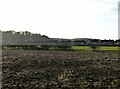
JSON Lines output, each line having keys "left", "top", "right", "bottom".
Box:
{"left": 72, "top": 46, "right": 119, "bottom": 51}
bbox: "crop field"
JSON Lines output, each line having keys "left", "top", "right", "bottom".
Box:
{"left": 2, "top": 50, "right": 120, "bottom": 89}
{"left": 72, "top": 46, "right": 119, "bottom": 51}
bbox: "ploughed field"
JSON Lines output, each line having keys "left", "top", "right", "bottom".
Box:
{"left": 2, "top": 50, "right": 120, "bottom": 89}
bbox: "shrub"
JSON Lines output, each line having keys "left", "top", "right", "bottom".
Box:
{"left": 90, "top": 45, "right": 100, "bottom": 51}
{"left": 56, "top": 45, "right": 72, "bottom": 51}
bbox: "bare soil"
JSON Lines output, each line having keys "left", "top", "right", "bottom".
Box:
{"left": 2, "top": 50, "right": 120, "bottom": 89}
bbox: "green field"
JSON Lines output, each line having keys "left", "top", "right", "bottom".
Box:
{"left": 72, "top": 46, "right": 119, "bottom": 51}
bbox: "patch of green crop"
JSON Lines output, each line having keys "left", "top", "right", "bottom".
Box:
{"left": 72, "top": 46, "right": 91, "bottom": 51}
{"left": 98, "top": 46, "right": 119, "bottom": 51}
{"left": 72, "top": 46, "right": 119, "bottom": 51}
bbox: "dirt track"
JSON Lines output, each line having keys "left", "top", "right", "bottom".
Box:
{"left": 2, "top": 50, "right": 120, "bottom": 89}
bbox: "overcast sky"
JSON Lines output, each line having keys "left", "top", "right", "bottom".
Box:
{"left": 0, "top": 0, "right": 119, "bottom": 39}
